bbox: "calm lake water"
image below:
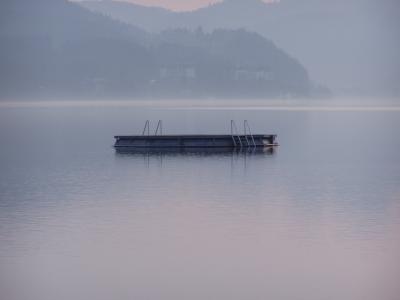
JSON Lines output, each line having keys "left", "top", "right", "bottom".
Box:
{"left": 0, "top": 100, "right": 399, "bottom": 300}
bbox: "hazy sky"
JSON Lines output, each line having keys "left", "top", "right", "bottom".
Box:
{"left": 73, "top": 0, "right": 278, "bottom": 11}
{"left": 108, "top": 0, "right": 273, "bottom": 11}
{"left": 113, "top": 0, "right": 223, "bottom": 11}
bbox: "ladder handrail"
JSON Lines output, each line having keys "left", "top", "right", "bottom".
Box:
{"left": 155, "top": 120, "right": 163, "bottom": 136}
{"left": 142, "top": 120, "right": 150, "bottom": 136}
{"left": 243, "top": 121, "right": 250, "bottom": 146}
{"left": 231, "top": 120, "right": 242, "bottom": 147}
{"left": 231, "top": 120, "right": 237, "bottom": 147}
{"left": 244, "top": 120, "right": 256, "bottom": 147}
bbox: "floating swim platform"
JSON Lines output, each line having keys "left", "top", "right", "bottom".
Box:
{"left": 114, "top": 120, "right": 278, "bottom": 149}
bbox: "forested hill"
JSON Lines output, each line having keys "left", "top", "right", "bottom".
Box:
{"left": 0, "top": 0, "right": 314, "bottom": 99}
{"left": 81, "top": 0, "right": 400, "bottom": 97}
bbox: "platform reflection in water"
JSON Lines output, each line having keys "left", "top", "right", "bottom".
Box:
{"left": 114, "top": 146, "right": 276, "bottom": 156}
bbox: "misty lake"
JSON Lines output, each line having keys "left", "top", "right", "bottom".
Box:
{"left": 0, "top": 100, "right": 399, "bottom": 300}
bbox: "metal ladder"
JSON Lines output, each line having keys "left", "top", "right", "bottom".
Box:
{"left": 142, "top": 120, "right": 163, "bottom": 136}
{"left": 231, "top": 120, "right": 256, "bottom": 148}
{"left": 231, "top": 120, "right": 242, "bottom": 147}
{"left": 244, "top": 120, "right": 256, "bottom": 147}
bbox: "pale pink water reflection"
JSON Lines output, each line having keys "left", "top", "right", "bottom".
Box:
{"left": 0, "top": 103, "right": 399, "bottom": 300}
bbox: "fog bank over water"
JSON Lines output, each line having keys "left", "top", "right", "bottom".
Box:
{"left": 1, "top": 98, "right": 400, "bottom": 110}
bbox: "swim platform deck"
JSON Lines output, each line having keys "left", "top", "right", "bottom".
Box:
{"left": 114, "top": 134, "right": 278, "bottom": 149}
